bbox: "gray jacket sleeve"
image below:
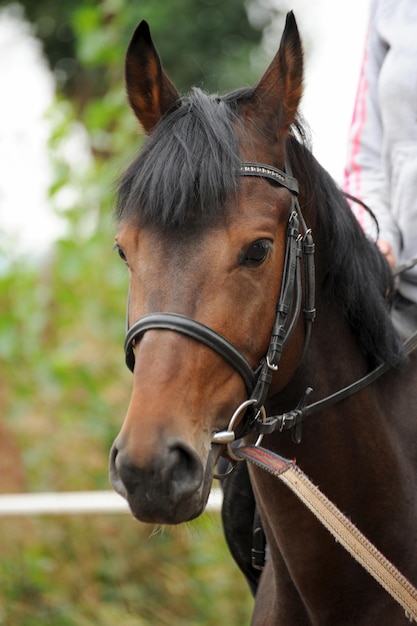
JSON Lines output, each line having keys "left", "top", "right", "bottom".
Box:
{"left": 343, "top": 0, "right": 402, "bottom": 260}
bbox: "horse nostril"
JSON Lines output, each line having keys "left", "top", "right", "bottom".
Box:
{"left": 109, "top": 441, "right": 128, "bottom": 498}
{"left": 168, "top": 442, "right": 203, "bottom": 495}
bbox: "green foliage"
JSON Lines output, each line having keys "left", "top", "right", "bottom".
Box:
{"left": 0, "top": 143, "right": 253, "bottom": 621}
{"left": 0, "top": 514, "right": 253, "bottom": 625}
{"left": 0, "top": 0, "right": 283, "bottom": 622}
{"left": 8, "top": 0, "right": 275, "bottom": 97}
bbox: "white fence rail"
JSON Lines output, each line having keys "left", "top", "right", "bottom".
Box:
{"left": 0, "top": 489, "right": 222, "bottom": 517}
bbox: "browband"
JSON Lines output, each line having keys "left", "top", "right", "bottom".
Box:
{"left": 240, "top": 162, "right": 299, "bottom": 196}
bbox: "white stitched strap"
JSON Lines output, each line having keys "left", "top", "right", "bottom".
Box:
{"left": 240, "top": 162, "right": 299, "bottom": 195}
{"left": 237, "top": 445, "right": 417, "bottom": 622}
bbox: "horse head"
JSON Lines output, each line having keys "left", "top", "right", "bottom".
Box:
{"left": 109, "top": 13, "right": 306, "bottom": 524}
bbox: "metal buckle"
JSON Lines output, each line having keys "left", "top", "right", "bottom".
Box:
{"left": 212, "top": 399, "right": 267, "bottom": 462}
{"left": 266, "top": 355, "right": 279, "bottom": 371}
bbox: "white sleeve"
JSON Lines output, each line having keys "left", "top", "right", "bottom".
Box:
{"left": 343, "top": 0, "right": 402, "bottom": 258}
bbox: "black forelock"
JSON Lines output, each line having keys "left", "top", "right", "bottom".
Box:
{"left": 116, "top": 88, "right": 242, "bottom": 229}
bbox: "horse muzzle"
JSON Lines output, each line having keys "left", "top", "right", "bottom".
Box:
{"left": 109, "top": 435, "right": 211, "bottom": 524}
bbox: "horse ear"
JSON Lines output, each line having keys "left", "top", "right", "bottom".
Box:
{"left": 125, "top": 21, "right": 179, "bottom": 133}
{"left": 253, "top": 11, "right": 303, "bottom": 137}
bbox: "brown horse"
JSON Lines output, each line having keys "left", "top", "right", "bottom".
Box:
{"left": 109, "top": 13, "right": 417, "bottom": 624}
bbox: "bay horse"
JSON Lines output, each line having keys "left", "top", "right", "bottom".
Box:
{"left": 109, "top": 12, "right": 417, "bottom": 624}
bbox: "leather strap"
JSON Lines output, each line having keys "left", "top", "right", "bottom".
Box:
{"left": 236, "top": 445, "right": 417, "bottom": 622}
{"left": 249, "top": 210, "right": 304, "bottom": 410}
{"left": 257, "top": 329, "right": 417, "bottom": 437}
{"left": 124, "top": 312, "right": 255, "bottom": 392}
{"left": 240, "top": 163, "right": 299, "bottom": 195}
{"left": 240, "top": 157, "right": 316, "bottom": 412}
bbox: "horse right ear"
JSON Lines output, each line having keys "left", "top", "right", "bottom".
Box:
{"left": 249, "top": 11, "right": 303, "bottom": 139}
{"left": 125, "top": 21, "right": 179, "bottom": 134}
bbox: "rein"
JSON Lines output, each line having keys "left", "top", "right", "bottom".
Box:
{"left": 236, "top": 444, "right": 417, "bottom": 622}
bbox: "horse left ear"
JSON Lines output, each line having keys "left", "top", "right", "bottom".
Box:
{"left": 252, "top": 11, "right": 303, "bottom": 137}
{"left": 125, "top": 21, "right": 179, "bottom": 134}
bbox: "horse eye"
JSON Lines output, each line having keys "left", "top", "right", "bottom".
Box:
{"left": 113, "top": 243, "right": 128, "bottom": 265}
{"left": 241, "top": 240, "right": 271, "bottom": 266}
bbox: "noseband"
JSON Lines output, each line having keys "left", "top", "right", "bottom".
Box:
{"left": 125, "top": 312, "right": 256, "bottom": 392}
{"left": 123, "top": 159, "right": 315, "bottom": 447}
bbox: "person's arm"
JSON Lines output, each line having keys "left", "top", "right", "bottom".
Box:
{"left": 344, "top": 0, "right": 401, "bottom": 268}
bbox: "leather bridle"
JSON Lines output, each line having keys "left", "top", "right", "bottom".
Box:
{"left": 123, "top": 160, "right": 316, "bottom": 451}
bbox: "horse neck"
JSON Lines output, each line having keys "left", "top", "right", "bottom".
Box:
{"left": 269, "top": 291, "right": 408, "bottom": 470}
{"left": 251, "top": 300, "right": 414, "bottom": 622}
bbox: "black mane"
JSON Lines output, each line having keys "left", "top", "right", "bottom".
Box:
{"left": 116, "top": 88, "right": 404, "bottom": 368}
{"left": 287, "top": 133, "right": 404, "bottom": 369}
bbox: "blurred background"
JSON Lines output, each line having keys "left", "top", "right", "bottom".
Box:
{"left": 0, "top": 0, "right": 368, "bottom": 624}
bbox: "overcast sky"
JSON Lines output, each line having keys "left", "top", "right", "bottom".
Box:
{"left": 281, "top": 0, "right": 369, "bottom": 177}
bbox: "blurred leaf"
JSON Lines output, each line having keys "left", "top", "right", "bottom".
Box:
{"left": 0, "top": 0, "right": 286, "bottom": 622}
